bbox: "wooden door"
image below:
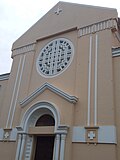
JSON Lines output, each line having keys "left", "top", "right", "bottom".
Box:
{"left": 34, "top": 135, "right": 55, "bottom": 160}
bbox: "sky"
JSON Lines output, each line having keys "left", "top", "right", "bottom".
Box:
{"left": 0, "top": 0, "right": 120, "bottom": 74}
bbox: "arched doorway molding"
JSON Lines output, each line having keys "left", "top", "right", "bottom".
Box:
{"left": 15, "top": 101, "right": 69, "bottom": 160}
{"left": 20, "top": 101, "right": 60, "bottom": 133}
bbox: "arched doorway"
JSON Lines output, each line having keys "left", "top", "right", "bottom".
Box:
{"left": 15, "top": 102, "right": 69, "bottom": 160}
{"left": 34, "top": 114, "right": 55, "bottom": 160}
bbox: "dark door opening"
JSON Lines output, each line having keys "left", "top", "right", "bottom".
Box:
{"left": 34, "top": 135, "right": 55, "bottom": 160}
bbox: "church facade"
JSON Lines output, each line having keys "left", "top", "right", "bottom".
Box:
{"left": 0, "top": 2, "right": 120, "bottom": 160}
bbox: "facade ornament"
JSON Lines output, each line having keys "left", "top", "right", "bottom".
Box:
{"left": 88, "top": 131, "right": 96, "bottom": 140}
{"left": 4, "top": 132, "right": 9, "bottom": 139}
{"left": 85, "top": 126, "right": 99, "bottom": 144}
{"left": 55, "top": 7, "right": 62, "bottom": 15}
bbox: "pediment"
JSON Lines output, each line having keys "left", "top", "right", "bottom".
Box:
{"left": 20, "top": 82, "right": 78, "bottom": 107}
{"left": 12, "top": 1, "right": 117, "bottom": 50}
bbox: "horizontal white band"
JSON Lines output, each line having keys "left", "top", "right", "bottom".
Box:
{"left": 0, "top": 128, "right": 17, "bottom": 141}
{"left": 72, "top": 125, "right": 117, "bottom": 144}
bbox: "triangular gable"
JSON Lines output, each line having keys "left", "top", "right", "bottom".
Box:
{"left": 20, "top": 82, "right": 78, "bottom": 107}
{"left": 12, "top": 1, "right": 117, "bottom": 50}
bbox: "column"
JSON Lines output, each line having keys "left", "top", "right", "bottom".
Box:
{"left": 15, "top": 134, "right": 22, "bottom": 160}
{"left": 19, "top": 134, "right": 26, "bottom": 160}
{"left": 24, "top": 135, "right": 33, "bottom": 160}
{"left": 53, "top": 134, "right": 60, "bottom": 160}
{"left": 60, "top": 134, "right": 66, "bottom": 160}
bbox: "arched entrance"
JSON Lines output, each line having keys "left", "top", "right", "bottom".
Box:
{"left": 15, "top": 102, "right": 69, "bottom": 160}
{"left": 34, "top": 114, "right": 55, "bottom": 160}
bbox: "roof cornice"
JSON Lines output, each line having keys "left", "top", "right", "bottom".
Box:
{"left": 0, "top": 73, "right": 10, "bottom": 81}
{"left": 20, "top": 82, "right": 78, "bottom": 107}
{"left": 78, "top": 18, "right": 118, "bottom": 37}
{"left": 112, "top": 47, "right": 120, "bottom": 57}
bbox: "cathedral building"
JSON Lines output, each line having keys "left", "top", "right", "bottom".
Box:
{"left": 0, "top": 2, "right": 120, "bottom": 160}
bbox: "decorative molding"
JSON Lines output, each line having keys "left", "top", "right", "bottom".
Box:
{"left": 53, "top": 134, "right": 60, "bottom": 160}
{"left": 85, "top": 126, "right": 99, "bottom": 143}
{"left": 87, "top": 35, "right": 92, "bottom": 126}
{"left": 78, "top": 18, "right": 118, "bottom": 37}
{"left": 72, "top": 126, "right": 117, "bottom": 144}
{"left": 55, "top": 125, "right": 69, "bottom": 134}
{"left": 3, "top": 129, "right": 11, "bottom": 141}
{"left": 59, "top": 134, "right": 66, "bottom": 160}
{"left": 16, "top": 126, "right": 24, "bottom": 132}
{"left": 114, "top": 31, "right": 120, "bottom": 42}
{"left": 19, "top": 134, "right": 27, "bottom": 160}
{"left": 94, "top": 34, "right": 98, "bottom": 126}
{"left": 20, "top": 101, "right": 60, "bottom": 132}
{"left": 12, "top": 43, "right": 36, "bottom": 56}
{"left": 20, "top": 82, "right": 78, "bottom": 107}
{"left": 15, "top": 134, "right": 22, "bottom": 160}
{"left": 54, "top": 7, "right": 62, "bottom": 15}
{"left": 6, "top": 56, "right": 22, "bottom": 128}
{"left": 10, "top": 54, "right": 26, "bottom": 128}
{"left": 17, "top": 100, "right": 69, "bottom": 159}
{"left": 0, "top": 128, "right": 17, "bottom": 141}
{"left": 0, "top": 73, "right": 10, "bottom": 81}
{"left": 88, "top": 131, "right": 96, "bottom": 140}
{"left": 24, "top": 135, "right": 33, "bottom": 160}
{"left": 112, "top": 47, "right": 120, "bottom": 57}
{"left": 37, "top": 27, "right": 77, "bottom": 42}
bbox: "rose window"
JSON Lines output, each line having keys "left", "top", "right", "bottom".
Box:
{"left": 36, "top": 38, "right": 74, "bottom": 77}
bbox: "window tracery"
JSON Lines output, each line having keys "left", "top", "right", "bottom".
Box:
{"left": 37, "top": 38, "right": 74, "bottom": 77}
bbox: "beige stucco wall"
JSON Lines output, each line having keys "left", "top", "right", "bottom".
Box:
{"left": 0, "top": 2, "right": 120, "bottom": 160}
{"left": 113, "top": 57, "right": 120, "bottom": 160}
{"left": 72, "top": 143, "right": 117, "bottom": 160}
{"left": 0, "top": 142, "right": 16, "bottom": 160}
{"left": 0, "top": 78, "right": 9, "bottom": 127}
{"left": 74, "top": 29, "right": 115, "bottom": 126}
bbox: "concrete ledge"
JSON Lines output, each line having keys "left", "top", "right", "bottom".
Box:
{"left": 0, "top": 128, "right": 17, "bottom": 141}
{"left": 72, "top": 125, "right": 117, "bottom": 144}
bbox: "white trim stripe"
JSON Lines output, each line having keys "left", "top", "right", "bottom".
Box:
{"left": 15, "top": 134, "right": 22, "bottom": 160}
{"left": 6, "top": 56, "right": 22, "bottom": 128}
{"left": 87, "top": 35, "right": 92, "bottom": 126}
{"left": 72, "top": 126, "right": 117, "bottom": 144}
{"left": 94, "top": 34, "right": 98, "bottom": 126}
{"left": 10, "top": 55, "right": 26, "bottom": 128}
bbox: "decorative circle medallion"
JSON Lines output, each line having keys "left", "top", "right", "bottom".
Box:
{"left": 36, "top": 38, "right": 74, "bottom": 77}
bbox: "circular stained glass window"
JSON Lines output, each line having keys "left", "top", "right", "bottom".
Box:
{"left": 36, "top": 38, "right": 74, "bottom": 77}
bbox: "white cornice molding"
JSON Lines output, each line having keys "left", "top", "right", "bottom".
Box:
{"left": 78, "top": 18, "right": 118, "bottom": 37}
{"left": 55, "top": 125, "right": 69, "bottom": 134}
{"left": 112, "top": 47, "right": 120, "bottom": 57}
{"left": 12, "top": 43, "right": 36, "bottom": 57}
{"left": 0, "top": 73, "right": 10, "bottom": 81}
{"left": 20, "top": 82, "right": 78, "bottom": 107}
